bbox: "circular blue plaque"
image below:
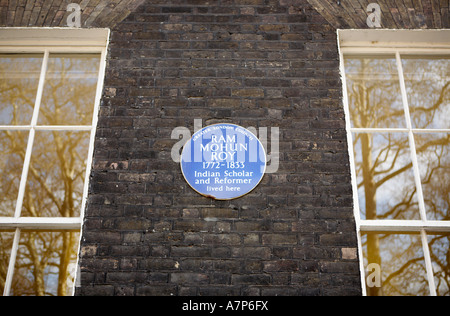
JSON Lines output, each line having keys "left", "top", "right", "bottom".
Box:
{"left": 180, "top": 123, "right": 266, "bottom": 200}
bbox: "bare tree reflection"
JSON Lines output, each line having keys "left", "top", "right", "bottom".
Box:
{"left": 10, "top": 231, "right": 79, "bottom": 296}
{"left": 345, "top": 55, "right": 449, "bottom": 296}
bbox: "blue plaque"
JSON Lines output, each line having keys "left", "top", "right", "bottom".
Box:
{"left": 180, "top": 123, "right": 266, "bottom": 200}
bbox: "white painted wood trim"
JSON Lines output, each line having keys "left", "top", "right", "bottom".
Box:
{"left": 359, "top": 220, "right": 450, "bottom": 232}
{"left": 339, "top": 29, "right": 450, "bottom": 49}
{"left": 0, "top": 217, "right": 82, "bottom": 230}
{"left": 0, "top": 28, "right": 110, "bottom": 47}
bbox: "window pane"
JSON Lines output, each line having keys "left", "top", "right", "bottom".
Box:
{"left": 344, "top": 55, "right": 405, "bottom": 128}
{"left": 415, "top": 133, "right": 449, "bottom": 220}
{"left": 427, "top": 233, "right": 450, "bottom": 296}
{"left": 21, "top": 131, "right": 90, "bottom": 217}
{"left": 0, "top": 54, "right": 42, "bottom": 125}
{"left": 10, "top": 231, "right": 79, "bottom": 296}
{"left": 353, "top": 132, "right": 420, "bottom": 220}
{"left": 0, "top": 231, "right": 15, "bottom": 296}
{"left": 402, "top": 56, "right": 450, "bottom": 129}
{"left": 0, "top": 131, "right": 28, "bottom": 217}
{"left": 362, "top": 232, "right": 428, "bottom": 296}
{"left": 38, "top": 54, "right": 100, "bottom": 126}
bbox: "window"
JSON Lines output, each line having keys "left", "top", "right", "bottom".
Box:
{"left": 0, "top": 29, "right": 108, "bottom": 296}
{"left": 339, "top": 30, "right": 450, "bottom": 296}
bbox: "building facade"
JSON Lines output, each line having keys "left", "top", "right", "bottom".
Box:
{"left": 0, "top": 0, "right": 448, "bottom": 296}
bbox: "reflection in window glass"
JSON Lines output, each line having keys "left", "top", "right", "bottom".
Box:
{"left": 0, "top": 54, "right": 42, "bottom": 125}
{"left": 403, "top": 56, "right": 450, "bottom": 129}
{"left": 344, "top": 55, "right": 405, "bottom": 129}
{"left": 10, "top": 231, "right": 79, "bottom": 296}
{"left": 362, "top": 232, "right": 428, "bottom": 296}
{"left": 0, "top": 131, "right": 28, "bottom": 217}
{"left": 343, "top": 48, "right": 450, "bottom": 297}
{"left": 0, "top": 44, "right": 102, "bottom": 296}
{"left": 353, "top": 132, "right": 420, "bottom": 220}
{"left": 0, "top": 231, "right": 14, "bottom": 296}
{"left": 39, "top": 54, "right": 100, "bottom": 126}
{"left": 428, "top": 233, "right": 450, "bottom": 296}
{"left": 415, "top": 133, "right": 450, "bottom": 221}
{"left": 21, "top": 131, "right": 90, "bottom": 217}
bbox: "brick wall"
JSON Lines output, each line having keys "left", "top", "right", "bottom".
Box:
{"left": 76, "top": 0, "right": 362, "bottom": 296}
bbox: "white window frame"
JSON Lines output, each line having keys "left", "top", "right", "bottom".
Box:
{"left": 338, "top": 29, "right": 450, "bottom": 296}
{"left": 0, "top": 28, "right": 109, "bottom": 296}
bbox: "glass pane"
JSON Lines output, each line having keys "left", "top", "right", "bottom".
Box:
{"left": 362, "top": 232, "right": 429, "bottom": 296}
{"left": 0, "top": 131, "right": 28, "bottom": 217}
{"left": 21, "top": 131, "right": 90, "bottom": 217}
{"left": 0, "top": 54, "right": 42, "bottom": 125}
{"left": 0, "top": 231, "right": 15, "bottom": 296}
{"left": 344, "top": 55, "right": 405, "bottom": 128}
{"left": 38, "top": 54, "right": 100, "bottom": 126}
{"left": 10, "top": 231, "right": 80, "bottom": 296}
{"left": 353, "top": 132, "right": 420, "bottom": 220}
{"left": 402, "top": 56, "right": 450, "bottom": 129}
{"left": 427, "top": 233, "right": 450, "bottom": 296}
{"left": 415, "top": 133, "right": 450, "bottom": 220}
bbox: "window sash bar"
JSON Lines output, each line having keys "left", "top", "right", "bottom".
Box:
{"left": 350, "top": 128, "right": 450, "bottom": 133}
{"left": 0, "top": 217, "right": 82, "bottom": 230}
{"left": 395, "top": 51, "right": 428, "bottom": 222}
{"left": 340, "top": 47, "right": 450, "bottom": 54}
{"left": 360, "top": 220, "right": 450, "bottom": 232}
{"left": 0, "top": 125, "right": 94, "bottom": 131}
{"left": 13, "top": 49, "right": 49, "bottom": 219}
{"left": 3, "top": 228, "right": 20, "bottom": 296}
{"left": 421, "top": 230, "right": 437, "bottom": 296}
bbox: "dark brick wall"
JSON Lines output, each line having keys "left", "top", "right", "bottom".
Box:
{"left": 76, "top": 0, "right": 362, "bottom": 296}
